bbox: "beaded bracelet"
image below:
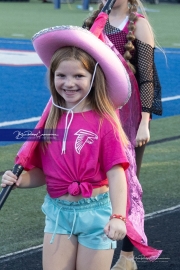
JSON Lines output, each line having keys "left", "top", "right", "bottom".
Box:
{"left": 109, "top": 214, "right": 126, "bottom": 223}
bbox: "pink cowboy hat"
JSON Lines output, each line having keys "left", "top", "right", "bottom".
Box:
{"left": 32, "top": 25, "right": 131, "bottom": 108}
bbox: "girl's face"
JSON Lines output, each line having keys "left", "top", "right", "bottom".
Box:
{"left": 54, "top": 59, "right": 92, "bottom": 110}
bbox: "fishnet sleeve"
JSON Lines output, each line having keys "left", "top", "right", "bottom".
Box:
{"left": 134, "top": 39, "right": 162, "bottom": 116}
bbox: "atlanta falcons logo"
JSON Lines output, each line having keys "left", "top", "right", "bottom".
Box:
{"left": 74, "top": 129, "right": 98, "bottom": 154}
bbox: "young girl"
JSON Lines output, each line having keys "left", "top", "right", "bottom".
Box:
{"left": 83, "top": 0, "right": 162, "bottom": 269}
{"left": 1, "top": 25, "right": 131, "bottom": 270}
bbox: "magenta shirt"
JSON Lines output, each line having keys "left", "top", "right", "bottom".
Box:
{"left": 35, "top": 110, "right": 129, "bottom": 198}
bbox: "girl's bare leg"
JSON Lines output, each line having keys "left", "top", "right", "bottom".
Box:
{"left": 76, "top": 244, "right": 114, "bottom": 270}
{"left": 43, "top": 233, "right": 78, "bottom": 270}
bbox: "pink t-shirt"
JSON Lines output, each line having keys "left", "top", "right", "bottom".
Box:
{"left": 35, "top": 110, "right": 129, "bottom": 198}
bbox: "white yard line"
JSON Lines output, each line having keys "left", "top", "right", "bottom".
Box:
{"left": 0, "top": 40, "right": 31, "bottom": 45}
{"left": 145, "top": 204, "right": 180, "bottom": 220}
{"left": 172, "top": 43, "right": 180, "bottom": 47}
{"left": 0, "top": 96, "right": 179, "bottom": 127}
{"left": 11, "top": 34, "right": 25, "bottom": 37}
{"left": 156, "top": 49, "right": 180, "bottom": 54}
{"left": 162, "top": 95, "right": 180, "bottom": 102}
{"left": 0, "top": 117, "right": 40, "bottom": 127}
{"left": 0, "top": 244, "right": 43, "bottom": 260}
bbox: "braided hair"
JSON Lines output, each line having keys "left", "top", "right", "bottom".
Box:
{"left": 83, "top": 0, "right": 149, "bottom": 74}
{"left": 123, "top": 0, "right": 138, "bottom": 73}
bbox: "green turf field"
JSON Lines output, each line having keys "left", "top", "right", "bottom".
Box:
{"left": 0, "top": 0, "right": 180, "bottom": 256}
{"left": 0, "top": 0, "right": 180, "bottom": 47}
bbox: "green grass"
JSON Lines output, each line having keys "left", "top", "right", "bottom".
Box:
{"left": 149, "top": 115, "right": 180, "bottom": 140}
{"left": 141, "top": 140, "right": 180, "bottom": 213}
{"left": 0, "top": 186, "right": 46, "bottom": 255}
{"left": 145, "top": 3, "right": 180, "bottom": 48}
{"left": 0, "top": 1, "right": 180, "bottom": 47}
{"left": 0, "top": 143, "right": 23, "bottom": 172}
{"left": 0, "top": 0, "right": 96, "bottom": 39}
{"left": 140, "top": 116, "right": 180, "bottom": 212}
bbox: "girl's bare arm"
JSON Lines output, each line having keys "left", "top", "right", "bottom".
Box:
{"left": 1, "top": 168, "right": 45, "bottom": 189}
{"left": 104, "top": 165, "right": 127, "bottom": 240}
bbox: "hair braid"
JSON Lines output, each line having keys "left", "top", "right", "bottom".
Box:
{"left": 82, "top": 3, "right": 104, "bottom": 30}
{"left": 123, "top": 0, "right": 138, "bottom": 74}
{"left": 83, "top": 1, "right": 139, "bottom": 74}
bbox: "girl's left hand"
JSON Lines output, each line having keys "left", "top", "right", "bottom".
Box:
{"left": 135, "top": 121, "right": 150, "bottom": 147}
{"left": 104, "top": 219, "right": 127, "bottom": 241}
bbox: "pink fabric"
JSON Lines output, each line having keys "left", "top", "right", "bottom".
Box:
{"left": 16, "top": 111, "right": 129, "bottom": 198}
{"left": 123, "top": 13, "right": 144, "bottom": 34}
{"left": 15, "top": 98, "right": 52, "bottom": 170}
{"left": 33, "top": 111, "right": 129, "bottom": 198}
{"left": 125, "top": 144, "right": 162, "bottom": 260}
{"left": 90, "top": 12, "right": 108, "bottom": 42}
{"left": 126, "top": 219, "right": 162, "bottom": 261}
{"left": 68, "top": 181, "right": 93, "bottom": 198}
{"left": 104, "top": 35, "right": 141, "bottom": 144}
{"left": 32, "top": 25, "right": 130, "bottom": 109}
{"left": 103, "top": 20, "right": 162, "bottom": 260}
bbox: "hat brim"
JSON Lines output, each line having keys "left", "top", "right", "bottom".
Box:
{"left": 32, "top": 26, "right": 131, "bottom": 108}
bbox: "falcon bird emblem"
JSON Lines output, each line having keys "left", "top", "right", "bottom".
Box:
{"left": 74, "top": 129, "right": 98, "bottom": 154}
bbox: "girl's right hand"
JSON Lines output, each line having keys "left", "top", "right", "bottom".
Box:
{"left": 1, "top": 171, "right": 21, "bottom": 189}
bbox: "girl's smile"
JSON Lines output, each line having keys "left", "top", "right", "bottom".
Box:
{"left": 54, "top": 59, "right": 92, "bottom": 110}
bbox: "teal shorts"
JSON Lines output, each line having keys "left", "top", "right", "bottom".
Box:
{"left": 41, "top": 192, "right": 117, "bottom": 250}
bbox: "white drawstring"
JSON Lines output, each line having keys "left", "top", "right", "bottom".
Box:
{"left": 62, "top": 109, "right": 74, "bottom": 154}
{"left": 68, "top": 208, "right": 77, "bottom": 239}
{"left": 50, "top": 207, "right": 62, "bottom": 244}
{"left": 52, "top": 62, "right": 98, "bottom": 154}
{"left": 50, "top": 206, "right": 77, "bottom": 243}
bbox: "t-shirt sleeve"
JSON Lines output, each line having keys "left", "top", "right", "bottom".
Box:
{"left": 99, "top": 128, "right": 129, "bottom": 173}
{"left": 15, "top": 141, "right": 43, "bottom": 171}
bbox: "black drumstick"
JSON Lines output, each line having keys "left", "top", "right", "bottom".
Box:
{"left": 101, "top": 0, "right": 116, "bottom": 14}
{"left": 0, "top": 164, "right": 24, "bottom": 210}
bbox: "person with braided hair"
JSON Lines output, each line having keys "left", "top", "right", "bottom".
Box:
{"left": 83, "top": 0, "right": 162, "bottom": 269}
